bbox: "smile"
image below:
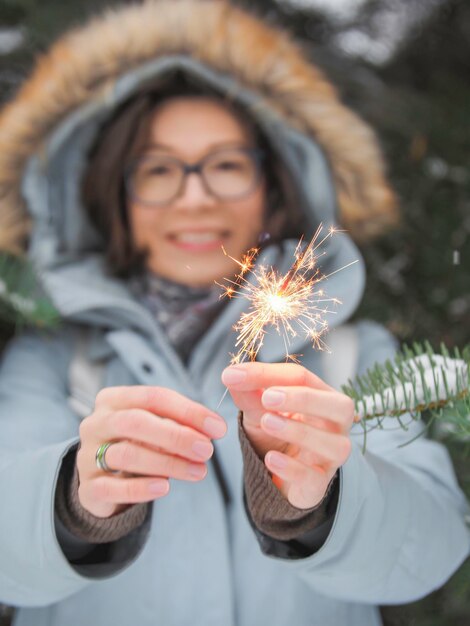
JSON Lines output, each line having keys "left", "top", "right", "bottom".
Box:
{"left": 167, "top": 230, "right": 229, "bottom": 252}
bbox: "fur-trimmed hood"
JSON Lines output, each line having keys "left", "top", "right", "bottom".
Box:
{"left": 0, "top": 0, "right": 397, "bottom": 255}
{"left": 0, "top": 0, "right": 397, "bottom": 337}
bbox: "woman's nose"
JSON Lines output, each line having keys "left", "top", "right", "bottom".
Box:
{"left": 173, "top": 171, "right": 217, "bottom": 210}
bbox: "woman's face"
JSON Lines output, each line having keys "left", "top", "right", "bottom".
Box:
{"left": 127, "top": 96, "right": 267, "bottom": 287}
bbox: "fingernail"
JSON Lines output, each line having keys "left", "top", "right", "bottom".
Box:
{"left": 262, "top": 389, "right": 285, "bottom": 407}
{"left": 262, "top": 414, "right": 286, "bottom": 430}
{"left": 267, "top": 452, "right": 287, "bottom": 469}
{"left": 221, "top": 368, "right": 247, "bottom": 385}
{"left": 149, "top": 480, "right": 169, "bottom": 495}
{"left": 192, "top": 440, "right": 214, "bottom": 460}
{"left": 203, "top": 416, "right": 227, "bottom": 438}
{"left": 188, "top": 463, "right": 207, "bottom": 479}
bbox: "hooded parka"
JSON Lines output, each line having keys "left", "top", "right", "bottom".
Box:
{"left": 0, "top": 1, "right": 469, "bottom": 626}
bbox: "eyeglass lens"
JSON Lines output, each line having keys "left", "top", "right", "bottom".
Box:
{"left": 129, "top": 148, "right": 261, "bottom": 205}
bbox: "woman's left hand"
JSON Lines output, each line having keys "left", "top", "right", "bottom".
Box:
{"left": 221, "top": 362, "right": 355, "bottom": 509}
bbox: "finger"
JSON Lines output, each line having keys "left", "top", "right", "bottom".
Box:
{"left": 224, "top": 386, "right": 264, "bottom": 416}
{"left": 222, "top": 362, "right": 334, "bottom": 392}
{"left": 261, "top": 387, "right": 355, "bottom": 433}
{"left": 265, "top": 451, "right": 335, "bottom": 510}
{"left": 82, "top": 475, "right": 171, "bottom": 505}
{"left": 292, "top": 444, "right": 330, "bottom": 469}
{"left": 100, "top": 409, "right": 215, "bottom": 463}
{"left": 103, "top": 441, "right": 207, "bottom": 482}
{"left": 95, "top": 386, "right": 227, "bottom": 439}
{"left": 265, "top": 450, "right": 329, "bottom": 488}
{"left": 261, "top": 413, "right": 352, "bottom": 469}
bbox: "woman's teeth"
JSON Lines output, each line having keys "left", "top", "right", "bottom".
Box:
{"left": 173, "top": 232, "right": 224, "bottom": 243}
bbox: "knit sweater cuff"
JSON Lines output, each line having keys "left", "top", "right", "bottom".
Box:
{"left": 238, "top": 411, "right": 338, "bottom": 541}
{"left": 55, "top": 444, "right": 149, "bottom": 543}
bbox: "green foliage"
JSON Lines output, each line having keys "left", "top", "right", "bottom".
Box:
{"left": 0, "top": 253, "right": 60, "bottom": 332}
{"left": 342, "top": 341, "right": 470, "bottom": 433}
{"left": 341, "top": 341, "right": 470, "bottom": 461}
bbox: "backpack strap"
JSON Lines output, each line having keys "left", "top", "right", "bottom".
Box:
{"left": 67, "top": 326, "right": 107, "bottom": 419}
{"left": 321, "top": 323, "right": 359, "bottom": 390}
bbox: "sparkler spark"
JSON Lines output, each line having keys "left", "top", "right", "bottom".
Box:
{"left": 217, "top": 224, "right": 358, "bottom": 365}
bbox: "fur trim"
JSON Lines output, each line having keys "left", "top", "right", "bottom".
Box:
{"left": 0, "top": 0, "right": 398, "bottom": 256}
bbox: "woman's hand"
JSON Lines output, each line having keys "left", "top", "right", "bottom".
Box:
{"left": 221, "top": 362, "right": 354, "bottom": 509}
{"left": 77, "top": 386, "right": 227, "bottom": 518}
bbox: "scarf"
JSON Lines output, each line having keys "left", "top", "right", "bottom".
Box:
{"left": 127, "top": 270, "right": 228, "bottom": 363}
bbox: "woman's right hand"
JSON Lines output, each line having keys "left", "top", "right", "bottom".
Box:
{"left": 77, "top": 385, "right": 227, "bottom": 518}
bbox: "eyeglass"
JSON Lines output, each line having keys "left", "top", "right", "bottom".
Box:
{"left": 125, "top": 146, "right": 265, "bottom": 206}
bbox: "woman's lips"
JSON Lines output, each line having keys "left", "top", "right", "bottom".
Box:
{"left": 167, "top": 231, "right": 229, "bottom": 252}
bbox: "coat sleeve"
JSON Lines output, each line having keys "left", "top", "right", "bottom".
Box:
{"left": 0, "top": 327, "right": 145, "bottom": 606}
{"left": 260, "top": 319, "right": 470, "bottom": 604}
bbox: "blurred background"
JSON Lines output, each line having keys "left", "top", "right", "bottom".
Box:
{"left": 0, "top": 0, "right": 469, "bottom": 624}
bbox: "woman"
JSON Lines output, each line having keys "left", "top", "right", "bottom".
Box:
{"left": 0, "top": 1, "right": 468, "bottom": 625}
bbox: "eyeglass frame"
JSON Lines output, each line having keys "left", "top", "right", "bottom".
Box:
{"left": 124, "top": 146, "right": 266, "bottom": 207}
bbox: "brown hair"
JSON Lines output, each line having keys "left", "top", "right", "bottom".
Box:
{"left": 82, "top": 72, "right": 307, "bottom": 279}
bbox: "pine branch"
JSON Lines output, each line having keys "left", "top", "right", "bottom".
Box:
{"left": 341, "top": 341, "right": 470, "bottom": 445}
{"left": 0, "top": 253, "right": 60, "bottom": 330}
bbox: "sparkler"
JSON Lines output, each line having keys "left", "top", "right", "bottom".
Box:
{"left": 217, "top": 223, "right": 358, "bottom": 365}
{"left": 216, "top": 228, "right": 470, "bottom": 448}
